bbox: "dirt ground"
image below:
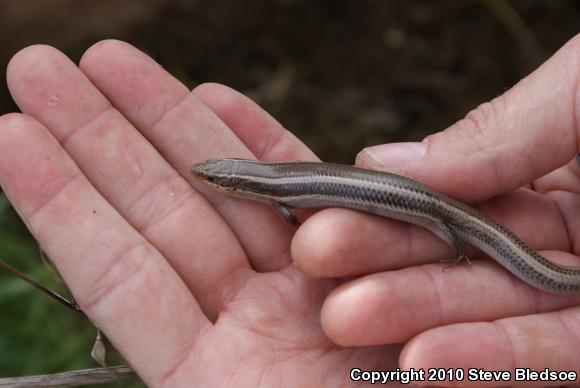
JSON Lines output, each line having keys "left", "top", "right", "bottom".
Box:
{"left": 1, "top": 1, "right": 578, "bottom": 163}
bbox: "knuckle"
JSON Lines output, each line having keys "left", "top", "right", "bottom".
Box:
{"left": 444, "top": 96, "right": 508, "bottom": 152}
{"left": 79, "top": 242, "right": 150, "bottom": 312}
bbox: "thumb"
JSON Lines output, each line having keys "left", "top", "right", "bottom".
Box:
{"left": 357, "top": 34, "right": 580, "bottom": 202}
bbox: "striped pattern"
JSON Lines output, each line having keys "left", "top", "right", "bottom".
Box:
{"left": 193, "top": 159, "right": 580, "bottom": 294}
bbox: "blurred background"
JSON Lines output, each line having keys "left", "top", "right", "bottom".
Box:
{"left": 0, "top": 0, "right": 578, "bottom": 386}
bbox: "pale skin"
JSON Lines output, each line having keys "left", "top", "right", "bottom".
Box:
{"left": 0, "top": 35, "right": 580, "bottom": 387}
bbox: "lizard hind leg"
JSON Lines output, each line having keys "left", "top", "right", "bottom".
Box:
{"left": 274, "top": 202, "right": 300, "bottom": 226}
{"left": 429, "top": 220, "right": 471, "bottom": 267}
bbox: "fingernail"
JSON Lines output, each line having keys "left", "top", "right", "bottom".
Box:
{"left": 357, "top": 142, "right": 427, "bottom": 168}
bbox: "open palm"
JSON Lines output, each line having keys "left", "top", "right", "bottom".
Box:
{"left": 0, "top": 41, "right": 398, "bottom": 387}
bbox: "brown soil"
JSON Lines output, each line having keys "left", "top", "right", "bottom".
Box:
{"left": 0, "top": 0, "right": 578, "bottom": 162}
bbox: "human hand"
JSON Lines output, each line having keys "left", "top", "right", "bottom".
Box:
{"left": 291, "top": 35, "right": 580, "bottom": 384}
{"left": 4, "top": 35, "right": 580, "bottom": 387}
{"left": 0, "top": 41, "right": 401, "bottom": 387}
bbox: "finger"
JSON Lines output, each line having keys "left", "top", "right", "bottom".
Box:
{"left": 400, "top": 307, "right": 580, "bottom": 386}
{"left": 193, "top": 82, "right": 318, "bottom": 162}
{"left": 79, "top": 40, "right": 301, "bottom": 271}
{"left": 293, "top": 188, "right": 569, "bottom": 277}
{"left": 7, "top": 44, "right": 251, "bottom": 320}
{"left": 0, "top": 114, "right": 210, "bottom": 385}
{"left": 320, "top": 253, "right": 580, "bottom": 347}
{"left": 530, "top": 159, "right": 580, "bottom": 255}
{"left": 533, "top": 157, "right": 580, "bottom": 196}
{"left": 193, "top": 82, "right": 319, "bottom": 223}
{"left": 356, "top": 34, "right": 580, "bottom": 203}
{"left": 193, "top": 82, "right": 321, "bottom": 222}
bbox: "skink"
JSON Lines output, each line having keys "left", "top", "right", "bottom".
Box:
{"left": 192, "top": 158, "right": 580, "bottom": 294}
